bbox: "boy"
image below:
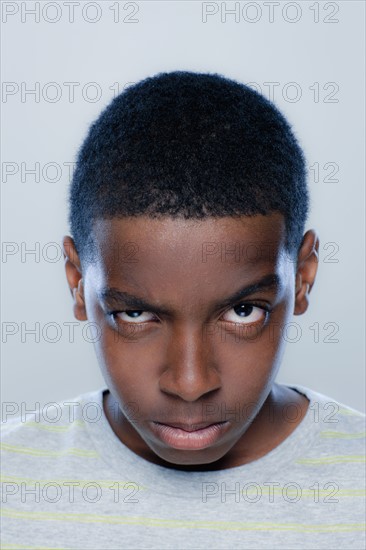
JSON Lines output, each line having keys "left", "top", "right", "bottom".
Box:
{"left": 1, "top": 71, "right": 365, "bottom": 549}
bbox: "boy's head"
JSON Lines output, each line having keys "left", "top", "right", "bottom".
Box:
{"left": 68, "top": 70, "right": 309, "bottom": 269}
{"left": 63, "top": 71, "right": 319, "bottom": 468}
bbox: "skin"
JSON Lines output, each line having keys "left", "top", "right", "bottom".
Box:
{"left": 62, "top": 213, "right": 319, "bottom": 471}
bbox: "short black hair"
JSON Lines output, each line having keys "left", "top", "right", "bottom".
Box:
{"left": 68, "top": 70, "right": 309, "bottom": 267}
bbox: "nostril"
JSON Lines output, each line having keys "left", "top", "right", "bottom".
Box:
{"left": 159, "top": 365, "right": 221, "bottom": 403}
{"left": 161, "top": 327, "right": 221, "bottom": 400}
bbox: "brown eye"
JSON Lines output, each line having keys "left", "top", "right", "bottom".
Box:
{"left": 114, "top": 310, "right": 157, "bottom": 324}
{"left": 222, "top": 304, "right": 267, "bottom": 325}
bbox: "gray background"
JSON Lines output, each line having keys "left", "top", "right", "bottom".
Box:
{"left": 1, "top": 1, "right": 365, "bottom": 412}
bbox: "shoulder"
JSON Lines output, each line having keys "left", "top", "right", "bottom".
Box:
{"left": 291, "top": 383, "right": 365, "bottom": 427}
{"left": 287, "top": 384, "right": 365, "bottom": 468}
{"left": 1, "top": 387, "right": 106, "bottom": 456}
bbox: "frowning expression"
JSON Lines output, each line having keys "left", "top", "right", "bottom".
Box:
{"left": 64, "top": 213, "right": 313, "bottom": 468}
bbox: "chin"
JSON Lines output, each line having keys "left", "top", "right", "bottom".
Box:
{"left": 151, "top": 445, "right": 228, "bottom": 468}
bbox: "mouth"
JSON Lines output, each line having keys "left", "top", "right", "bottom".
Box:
{"left": 150, "top": 420, "right": 230, "bottom": 450}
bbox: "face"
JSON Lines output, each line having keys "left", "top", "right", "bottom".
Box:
{"left": 63, "top": 214, "right": 319, "bottom": 469}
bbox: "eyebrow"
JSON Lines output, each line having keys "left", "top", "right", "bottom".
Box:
{"left": 98, "top": 273, "right": 282, "bottom": 314}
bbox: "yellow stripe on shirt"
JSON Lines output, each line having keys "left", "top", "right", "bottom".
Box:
{"left": 1, "top": 509, "right": 365, "bottom": 532}
{"left": 296, "top": 455, "right": 366, "bottom": 465}
{"left": 0, "top": 443, "right": 98, "bottom": 458}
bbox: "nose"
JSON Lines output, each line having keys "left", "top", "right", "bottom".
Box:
{"left": 159, "top": 323, "right": 221, "bottom": 402}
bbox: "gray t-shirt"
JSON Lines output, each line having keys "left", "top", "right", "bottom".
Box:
{"left": 1, "top": 383, "right": 365, "bottom": 549}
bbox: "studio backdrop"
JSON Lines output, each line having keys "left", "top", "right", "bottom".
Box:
{"left": 1, "top": 0, "right": 365, "bottom": 412}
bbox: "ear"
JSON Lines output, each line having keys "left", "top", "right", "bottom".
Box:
{"left": 294, "top": 230, "right": 320, "bottom": 316}
{"left": 62, "top": 236, "right": 87, "bottom": 321}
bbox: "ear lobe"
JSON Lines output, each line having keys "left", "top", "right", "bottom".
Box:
{"left": 295, "top": 273, "right": 302, "bottom": 293}
{"left": 294, "top": 281, "right": 310, "bottom": 315}
{"left": 62, "top": 236, "right": 88, "bottom": 321}
{"left": 72, "top": 279, "right": 85, "bottom": 304}
{"left": 77, "top": 278, "right": 84, "bottom": 302}
{"left": 293, "top": 230, "right": 319, "bottom": 316}
{"left": 73, "top": 280, "right": 87, "bottom": 321}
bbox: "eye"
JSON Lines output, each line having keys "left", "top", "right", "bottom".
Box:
{"left": 111, "top": 310, "right": 157, "bottom": 324}
{"left": 221, "top": 303, "right": 269, "bottom": 325}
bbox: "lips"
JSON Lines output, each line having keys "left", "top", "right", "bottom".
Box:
{"left": 150, "top": 420, "right": 230, "bottom": 450}
{"left": 154, "top": 420, "right": 225, "bottom": 432}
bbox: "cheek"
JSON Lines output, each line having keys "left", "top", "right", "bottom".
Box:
{"left": 212, "top": 303, "right": 292, "bottom": 424}
{"left": 257, "top": 296, "right": 295, "bottom": 371}
{"left": 219, "top": 298, "right": 293, "bottom": 384}
{"left": 88, "top": 305, "right": 160, "bottom": 402}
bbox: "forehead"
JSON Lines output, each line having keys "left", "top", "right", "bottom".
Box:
{"left": 92, "top": 212, "right": 286, "bottom": 250}
{"left": 89, "top": 213, "right": 289, "bottom": 290}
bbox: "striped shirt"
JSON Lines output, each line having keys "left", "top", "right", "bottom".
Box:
{"left": 1, "top": 384, "right": 365, "bottom": 549}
